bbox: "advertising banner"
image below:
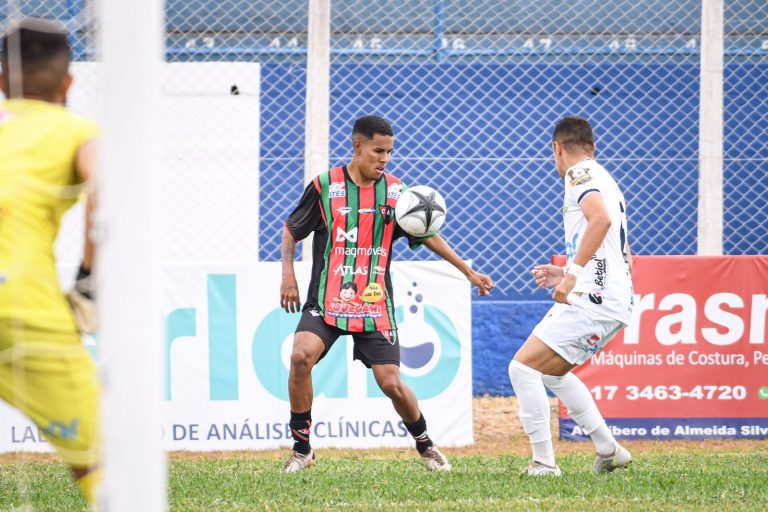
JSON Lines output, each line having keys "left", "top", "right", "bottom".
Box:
{"left": 0, "top": 261, "right": 473, "bottom": 452}
{"left": 560, "top": 256, "right": 768, "bottom": 440}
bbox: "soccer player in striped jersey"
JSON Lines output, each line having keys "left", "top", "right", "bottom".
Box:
{"left": 280, "top": 115, "right": 493, "bottom": 473}
{"left": 509, "top": 116, "right": 634, "bottom": 476}
{"left": 0, "top": 19, "right": 101, "bottom": 504}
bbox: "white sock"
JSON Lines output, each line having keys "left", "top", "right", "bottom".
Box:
{"left": 542, "top": 372, "right": 616, "bottom": 456}
{"left": 509, "top": 360, "right": 555, "bottom": 466}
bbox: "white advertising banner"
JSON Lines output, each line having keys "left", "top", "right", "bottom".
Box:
{"left": 0, "top": 261, "right": 472, "bottom": 452}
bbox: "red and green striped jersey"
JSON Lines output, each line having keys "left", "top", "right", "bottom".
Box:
{"left": 286, "top": 166, "right": 419, "bottom": 332}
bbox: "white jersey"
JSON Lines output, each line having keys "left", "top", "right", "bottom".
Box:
{"left": 563, "top": 158, "right": 633, "bottom": 324}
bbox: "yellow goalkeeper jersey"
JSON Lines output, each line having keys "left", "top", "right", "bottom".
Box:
{"left": 0, "top": 99, "right": 98, "bottom": 331}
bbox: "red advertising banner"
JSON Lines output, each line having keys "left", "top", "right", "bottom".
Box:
{"left": 559, "top": 256, "right": 768, "bottom": 440}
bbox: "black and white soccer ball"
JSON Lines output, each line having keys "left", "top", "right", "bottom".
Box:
{"left": 394, "top": 185, "right": 447, "bottom": 237}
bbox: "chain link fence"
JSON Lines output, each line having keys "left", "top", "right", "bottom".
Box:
{"left": 4, "top": 0, "right": 766, "bottom": 299}
{"left": 724, "top": 1, "right": 768, "bottom": 254}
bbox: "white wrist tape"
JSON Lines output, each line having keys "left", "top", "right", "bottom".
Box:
{"left": 567, "top": 262, "right": 584, "bottom": 278}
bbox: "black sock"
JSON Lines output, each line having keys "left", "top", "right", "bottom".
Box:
{"left": 404, "top": 412, "right": 433, "bottom": 454}
{"left": 289, "top": 410, "right": 312, "bottom": 455}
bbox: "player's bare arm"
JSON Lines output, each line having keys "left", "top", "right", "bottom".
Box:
{"left": 423, "top": 235, "right": 494, "bottom": 296}
{"left": 552, "top": 192, "right": 611, "bottom": 304}
{"left": 280, "top": 225, "right": 301, "bottom": 313}
{"left": 76, "top": 138, "right": 98, "bottom": 271}
{"left": 66, "top": 138, "right": 99, "bottom": 334}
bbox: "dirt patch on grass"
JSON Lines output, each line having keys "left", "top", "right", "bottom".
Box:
{"left": 171, "top": 396, "right": 768, "bottom": 460}
{"left": 458, "top": 396, "right": 768, "bottom": 456}
{"left": 1, "top": 397, "right": 765, "bottom": 463}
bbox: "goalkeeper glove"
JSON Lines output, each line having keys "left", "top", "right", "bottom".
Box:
{"left": 67, "top": 264, "right": 97, "bottom": 334}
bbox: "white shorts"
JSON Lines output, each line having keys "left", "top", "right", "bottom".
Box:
{"left": 532, "top": 295, "right": 627, "bottom": 366}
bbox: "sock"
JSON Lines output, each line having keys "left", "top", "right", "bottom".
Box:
{"left": 76, "top": 468, "right": 101, "bottom": 506}
{"left": 509, "top": 360, "right": 555, "bottom": 467}
{"left": 404, "top": 412, "right": 433, "bottom": 454}
{"left": 289, "top": 410, "right": 312, "bottom": 455}
{"left": 542, "top": 372, "right": 616, "bottom": 456}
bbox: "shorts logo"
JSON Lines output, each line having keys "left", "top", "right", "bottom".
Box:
{"left": 309, "top": 309, "right": 322, "bottom": 317}
{"left": 588, "top": 292, "right": 603, "bottom": 305}
{"left": 575, "top": 334, "right": 602, "bottom": 355}
{"left": 381, "top": 330, "right": 396, "bottom": 345}
{"left": 329, "top": 182, "right": 346, "bottom": 198}
{"left": 44, "top": 418, "right": 80, "bottom": 440}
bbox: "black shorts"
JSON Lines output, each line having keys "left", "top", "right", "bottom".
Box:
{"left": 295, "top": 307, "right": 399, "bottom": 368}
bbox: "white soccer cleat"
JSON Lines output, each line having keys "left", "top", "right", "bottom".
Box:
{"left": 282, "top": 450, "right": 315, "bottom": 473}
{"left": 593, "top": 443, "right": 632, "bottom": 473}
{"left": 526, "top": 460, "right": 562, "bottom": 476}
{"left": 420, "top": 446, "right": 452, "bottom": 472}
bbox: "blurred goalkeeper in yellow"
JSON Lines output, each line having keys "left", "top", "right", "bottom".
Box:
{"left": 0, "top": 18, "right": 100, "bottom": 505}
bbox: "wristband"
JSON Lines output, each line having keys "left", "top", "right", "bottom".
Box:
{"left": 567, "top": 262, "right": 584, "bottom": 278}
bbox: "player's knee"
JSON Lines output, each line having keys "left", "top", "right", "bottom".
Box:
{"left": 290, "top": 347, "right": 316, "bottom": 372}
{"left": 377, "top": 376, "right": 404, "bottom": 399}
{"left": 508, "top": 359, "right": 531, "bottom": 389}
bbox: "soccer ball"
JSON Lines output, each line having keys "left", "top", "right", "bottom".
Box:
{"left": 394, "top": 185, "right": 447, "bottom": 237}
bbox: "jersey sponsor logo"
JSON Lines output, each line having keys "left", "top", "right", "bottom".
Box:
{"left": 333, "top": 282, "right": 361, "bottom": 305}
{"left": 593, "top": 256, "right": 606, "bottom": 287}
{"left": 361, "top": 283, "right": 385, "bottom": 303}
{"left": 567, "top": 167, "right": 592, "bottom": 186}
{"left": 333, "top": 264, "right": 369, "bottom": 276}
{"left": 379, "top": 204, "right": 395, "bottom": 224}
{"left": 358, "top": 208, "right": 376, "bottom": 214}
{"left": 372, "top": 265, "right": 386, "bottom": 276}
{"left": 329, "top": 181, "right": 346, "bottom": 198}
{"left": 387, "top": 182, "right": 403, "bottom": 200}
{"left": 335, "top": 226, "right": 358, "bottom": 243}
{"left": 333, "top": 246, "right": 388, "bottom": 257}
{"left": 589, "top": 291, "right": 604, "bottom": 305}
{"left": 337, "top": 206, "right": 352, "bottom": 215}
{"left": 327, "top": 301, "right": 383, "bottom": 319}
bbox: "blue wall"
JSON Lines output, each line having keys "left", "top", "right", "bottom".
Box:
{"left": 259, "top": 62, "right": 767, "bottom": 395}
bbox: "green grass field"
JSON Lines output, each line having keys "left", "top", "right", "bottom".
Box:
{"left": 1, "top": 447, "right": 766, "bottom": 511}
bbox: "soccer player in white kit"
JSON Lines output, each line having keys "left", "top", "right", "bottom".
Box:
{"left": 509, "top": 116, "right": 634, "bottom": 476}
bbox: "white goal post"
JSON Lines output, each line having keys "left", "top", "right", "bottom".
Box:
{"left": 97, "top": 0, "right": 167, "bottom": 510}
